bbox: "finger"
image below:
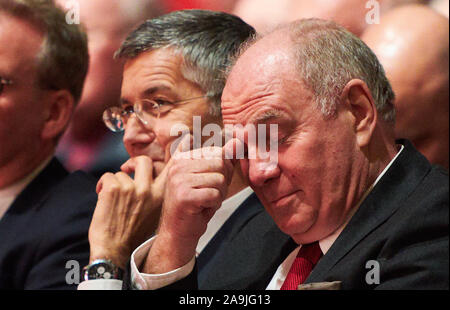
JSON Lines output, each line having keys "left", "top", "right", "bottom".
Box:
{"left": 196, "top": 174, "right": 227, "bottom": 202}
{"left": 190, "top": 172, "right": 226, "bottom": 188}
{"left": 113, "top": 171, "right": 136, "bottom": 193}
{"left": 95, "top": 173, "right": 122, "bottom": 219}
{"left": 222, "top": 138, "right": 243, "bottom": 184}
{"left": 188, "top": 172, "right": 228, "bottom": 200}
{"left": 190, "top": 188, "right": 223, "bottom": 209}
{"left": 223, "top": 137, "right": 244, "bottom": 166}
{"left": 96, "top": 172, "right": 115, "bottom": 194}
{"left": 172, "top": 158, "right": 228, "bottom": 174}
{"left": 164, "top": 142, "right": 172, "bottom": 163}
{"left": 120, "top": 157, "right": 137, "bottom": 175}
{"left": 132, "top": 156, "right": 154, "bottom": 188}
{"left": 199, "top": 146, "right": 222, "bottom": 160}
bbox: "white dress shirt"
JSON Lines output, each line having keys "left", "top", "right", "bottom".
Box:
{"left": 126, "top": 145, "right": 405, "bottom": 290}
{"left": 0, "top": 157, "right": 52, "bottom": 220}
{"left": 78, "top": 186, "right": 254, "bottom": 290}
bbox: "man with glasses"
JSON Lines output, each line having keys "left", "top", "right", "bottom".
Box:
{"left": 54, "top": 0, "right": 164, "bottom": 179}
{"left": 0, "top": 0, "right": 95, "bottom": 289}
{"left": 79, "top": 10, "right": 293, "bottom": 290}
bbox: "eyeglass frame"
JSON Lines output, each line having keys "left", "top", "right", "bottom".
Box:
{"left": 0, "top": 77, "right": 13, "bottom": 95}
{"left": 102, "top": 95, "right": 211, "bottom": 133}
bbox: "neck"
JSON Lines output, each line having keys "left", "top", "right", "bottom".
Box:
{"left": 346, "top": 127, "right": 398, "bottom": 217}
{"left": 366, "top": 126, "right": 399, "bottom": 185}
{"left": 0, "top": 146, "right": 53, "bottom": 189}
{"left": 226, "top": 164, "right": 248, "bottom": 199}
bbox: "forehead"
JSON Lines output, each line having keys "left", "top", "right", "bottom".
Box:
{"left": 121, "top": 48, "right": 188, "bottom": 96}
{"left": 221, "top": 32, "right": 311, "bottom": 125}
{"left": 0, "top": 13, "right": 43, "bottom": 75}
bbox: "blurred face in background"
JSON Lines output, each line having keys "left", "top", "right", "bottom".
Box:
{"left": 0, "top": 13, "right": 48, "bottom": 186}
{"left": 56, "top": 0, "right": 161, "bottom": 133}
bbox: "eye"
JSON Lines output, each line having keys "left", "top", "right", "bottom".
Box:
{"left": 154, "top": 99, "right": 172, "bottom": 106}
{"left": 123, "top": 105, "right": 134, "bottom": 115}
{"left": 278, "top": 134, "right": 290, "bottom": 146}
{"left": 155, "top": 99, "right": 174, "bottom": 114}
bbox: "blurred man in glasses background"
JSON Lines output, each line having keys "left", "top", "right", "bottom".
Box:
{"left": 54, "top": 0, "right": 164, "bottom": 179}
{"left": 0, "top": 0, "right": 95, "bottom": 289}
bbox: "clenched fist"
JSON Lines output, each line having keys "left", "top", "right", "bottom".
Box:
{"left": 88, "top": 155, "right": 168, "bottom": 269}
{"left": 143, "top": 137, "right": 240, "bottom": 274}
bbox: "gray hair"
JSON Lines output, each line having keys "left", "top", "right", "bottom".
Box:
{"left": 115, "top": 9, "right": 256, "bottom": 117}
{"left": 0, "top": 0, "right": 89, "bottom": 104}
{"left": 233, "top": 19, "right": 396, "bottom": 123}
{"left": 289, "top": 19, "right": 395, "bottom": 123}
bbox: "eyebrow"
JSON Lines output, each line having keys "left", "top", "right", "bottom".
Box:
{"left": 119, "top": 85, "right": 174, "bottom": 106}
{"left": 141, "top": 86, "right": 172, "bottom": 98}
{"left": 248, "top": 109, "right": 289, "bottom": 124}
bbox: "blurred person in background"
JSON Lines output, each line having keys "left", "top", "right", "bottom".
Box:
{"left": 362, "top": 4, "right": 449, "bottom": 169}
{"left": 164, "top": 0, "right": 238, "bottom": 13}
{"left": 233, "top": 0, "right": 430, "bottom": 35}
{"left": 0, "top": 0, "right": 95, "bottom": 289}
{"left": 55, "top": 0, "right": 164, "bottom": 178}
{"left": 430, "top": 0, "right": 449, "bottom": 17}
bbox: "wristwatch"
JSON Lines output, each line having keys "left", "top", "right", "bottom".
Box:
{"left": 82, "top": 259, "right": 124, "bottom": 281}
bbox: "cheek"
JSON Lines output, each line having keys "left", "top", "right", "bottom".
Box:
{"left": 154, "top": 120, "right": 192, "bottom": 153}
{"left": 154, "top": 126, "right": 172, "bottom": 150}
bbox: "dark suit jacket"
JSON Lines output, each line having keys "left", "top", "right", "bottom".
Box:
{"left": 122, "top": 192, "right": 295, "bottom": 290}
{"left": 156, "top": 140, "right": 449, "bottom": 290}
{"left": 0, "top": 158, "right": 97, "bottom": 289}
{"left": 196, "top": 193, "right": 294, "bottom": 289}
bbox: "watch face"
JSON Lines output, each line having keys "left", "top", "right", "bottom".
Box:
{"left": 87, "top": 262, "right": 115, "bottom": 280}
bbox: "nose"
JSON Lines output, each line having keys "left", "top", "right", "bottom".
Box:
{"left": 123, "top": 114, "right": 156, "bottom": 144}
{"left": 248, "top": 156, "right": 281, "bottom": 187}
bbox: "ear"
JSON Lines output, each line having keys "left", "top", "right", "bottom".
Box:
{"left": 41, "top": 90, "right": 75, "bottom": 141}
{"left": 340, "top": 79, "right": 378, "bottom": 148}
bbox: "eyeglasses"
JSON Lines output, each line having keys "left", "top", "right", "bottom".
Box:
{"left": 0, "top": 77, "right": 13, "bottom": 95}
{"left": 103, "top": 95, "right": 208, "bottom": 132}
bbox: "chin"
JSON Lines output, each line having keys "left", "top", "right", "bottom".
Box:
{"left": 276, "top": 212, "right": 318, "bottom": 242}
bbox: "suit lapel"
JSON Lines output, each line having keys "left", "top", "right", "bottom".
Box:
{"left": 197, "top": 192, "right": 263, "bottom": 270}
{"left": 307, "top": 140, "right": 431, "bottom": 283}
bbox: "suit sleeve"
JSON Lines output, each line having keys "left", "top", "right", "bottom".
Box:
{"left": 376, "top": 236, "right": 449, "bottom": 289}
{"left": 376, "top": 187, "right": 449, "bottom": 290}
{"left": 24, "top": 194, "right": 95, "bottom": 289}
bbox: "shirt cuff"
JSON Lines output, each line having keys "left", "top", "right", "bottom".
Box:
{"left": 78, "top": 279, "right": 123, "bottom": 290}
{"left": 130, "top": 236, "right": 196, "bottom": 290}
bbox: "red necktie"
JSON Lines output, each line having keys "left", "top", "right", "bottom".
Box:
{"left": 280, "top": 242, "right": 323, "bottom": 290}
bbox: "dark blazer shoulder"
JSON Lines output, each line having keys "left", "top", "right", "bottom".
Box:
{"left": 308, "top": 140, "right": 449, "bottom": 289}
{"left": 0, "top": 158, "right": 97, "bottom": 289}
